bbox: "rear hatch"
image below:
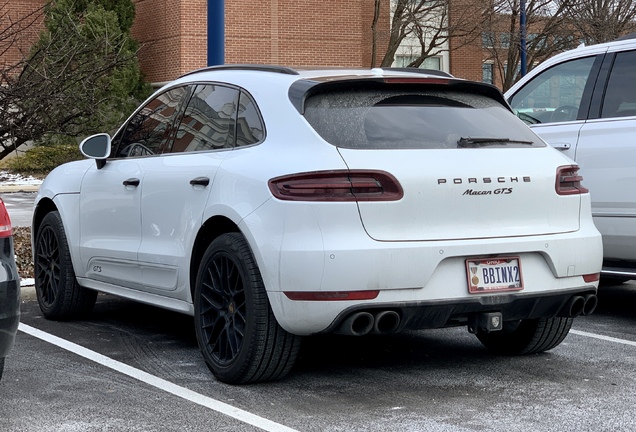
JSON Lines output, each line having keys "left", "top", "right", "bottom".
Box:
{"left": 302, "top": 80, "right": 582, "bottom": 241}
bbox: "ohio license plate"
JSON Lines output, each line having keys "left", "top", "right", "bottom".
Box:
{"left": 466, "top": 257, "right": 523, "bottom": 293}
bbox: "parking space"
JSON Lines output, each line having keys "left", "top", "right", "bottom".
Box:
{"left": 2, "top": 282, "right": 636, "bottom": 431}
{"left": 3, "top": 192, "right": 635, "bottom": 430}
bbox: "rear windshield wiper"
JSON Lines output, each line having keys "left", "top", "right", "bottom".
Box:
{"left": 457, "top": 137, "right": 534, "bottom": 148}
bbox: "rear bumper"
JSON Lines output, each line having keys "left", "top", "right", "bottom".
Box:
{"left": 262, "top": 228, "right": 602, "bottom": 335}
{"left": 245, "top": 197, "right": 602, "bottom": 335}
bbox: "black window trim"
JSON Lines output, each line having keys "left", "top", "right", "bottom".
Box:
{"left": 110, "top": 84, "right": 193, "bottom": 160}
{"left": 110, "top": 81, "right": 267, "bottom": 159}
{"left": 162, "top": 81, "right": 267, "bottom": 154}
{"left": 587, "top": 52, "right": 613, "bottom": 120}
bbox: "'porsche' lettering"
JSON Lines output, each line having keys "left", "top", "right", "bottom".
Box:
{"left": 438, "top": 176, "right": 531, "bottom": 185}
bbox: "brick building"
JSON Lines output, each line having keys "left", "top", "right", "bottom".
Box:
{"left": 3, "top": 1, "right": 516, "bottom": 88}
{"left": 132, "top": 0, "right": 391, "bottom": 83}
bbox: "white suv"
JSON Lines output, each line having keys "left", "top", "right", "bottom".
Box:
{"left": 33, "top": 66, "right": 602, "bottom": 384}
{"left": 506, "top": 35, "right": 636, "bottom": 282}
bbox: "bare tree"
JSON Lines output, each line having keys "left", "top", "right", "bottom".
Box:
{"left": 0, "top": 0, "right": 149, "bottom": 161}
{"left": 372, "top": 0, "right": 482, "bottom": 68}
{"left": 482, "top": 0, "right": 581, "bottom": 90}
{"left": 560, "top": 0, "right": 636, "bottom": 44}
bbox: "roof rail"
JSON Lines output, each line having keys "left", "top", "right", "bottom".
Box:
{"left": 381, "top": 67, "right": 453, "bottom": 78}
{"left": 180, "top": 64, "right": 299, "bottom": 78}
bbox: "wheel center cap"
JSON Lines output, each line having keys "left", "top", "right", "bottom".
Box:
{"left": 228, "top": 303, "right": 235, "bottom": 314}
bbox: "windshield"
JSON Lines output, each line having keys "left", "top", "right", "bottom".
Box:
{"left": 303, "top": 90, "right": 545, "bottom": 149}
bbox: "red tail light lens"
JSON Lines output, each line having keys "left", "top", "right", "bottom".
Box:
{"left": 268, "top": 170, "right": 403, "bottom": 202}
{"left": 0, "top": 199, "right": 12, "bottom": 238}
{"left": 583, "top": 273, "right": 600, "bottom": 283}
{"left": 556, "top": 165, "right": 589, "bottom": 195}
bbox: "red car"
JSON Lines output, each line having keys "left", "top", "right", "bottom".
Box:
{"left": 0, "top": 197, "right": 20, "bottom": 380}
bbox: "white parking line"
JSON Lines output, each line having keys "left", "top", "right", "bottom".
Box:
{"left": 571, "top": 329, "right": 636, "bottom": 347}
{"left": 18, "top": 323, "right": 300, "bottom": 432}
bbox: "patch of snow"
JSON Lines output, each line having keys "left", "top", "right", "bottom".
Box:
{"left": 0, "top": 170, "right": 43, "bottom": 186}
{"left": 21, "top": 278, "right": 35, "bottom": 287}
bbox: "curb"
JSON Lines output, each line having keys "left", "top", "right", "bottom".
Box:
{"left": 0, "top": 185, "right": 40, "bottom": 193}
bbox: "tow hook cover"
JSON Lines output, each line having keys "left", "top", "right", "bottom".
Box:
{"left": 468, "top": 312, "right": 503, "bottom": 334}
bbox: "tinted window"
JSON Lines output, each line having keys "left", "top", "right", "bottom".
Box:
{"left": 236, "top": 92, "right": 265, "bottom": 147}
{"left": 113, "top": 86, "right": 188, "bottom": 158}
{"left": 601, "top": 50, "right": 636, "bottom": 118}
{"left": 303, "top": 90, "right": 543, "bottom": 150}
{"left": 171, "top": 84, "right": 238, "bottom": 153}
{"left": 508, "top": 56, "right": 595, "bottom": 124}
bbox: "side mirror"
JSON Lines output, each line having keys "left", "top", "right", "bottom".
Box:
{"left": 80, "top": 133, "right": 111, "bottom": 169}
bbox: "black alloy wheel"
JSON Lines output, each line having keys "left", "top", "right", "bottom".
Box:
{"left": 194, "top": 233, "right": 301, "bottom": 384}
{"left": 34, "top": 211, "right": 97, "bottom": 320}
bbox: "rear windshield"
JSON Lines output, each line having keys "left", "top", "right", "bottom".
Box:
{"left": 303, "top": 89, "right": 545, "bottom": 149}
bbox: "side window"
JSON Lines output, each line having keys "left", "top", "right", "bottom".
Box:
{"left": 508, "top": 56, "right": 596, "bottom": 124}
{"left": 171, "top": 84, "right": 238, "bottom": 153}
{"left": 236, "top": 92, "right": 265, "bottom": 147}
{"left": 601, "top": 50, "right": 636, "bottom": 118}
{"left": 112, "top": 86, "right": 188, "bottom": 158}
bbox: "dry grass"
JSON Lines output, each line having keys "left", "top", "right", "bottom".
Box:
{"left": 13, "top": 226, "right": 33, "bottom": 279}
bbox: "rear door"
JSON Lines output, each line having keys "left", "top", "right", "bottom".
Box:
{"left": 576, "top": 50, "right": 636, "bottom": 260}
{"left": 137, "top": 85, "right": 265, "bottom": 298}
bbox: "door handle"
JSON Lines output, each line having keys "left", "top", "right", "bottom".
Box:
{"left": 123, "top": 178, "right": 140, "bottom": 187}
{"left": 551, "top": 142, "right": 571, "bottom": 150}
{"left": 190, "top": 177, "right": 210, "bottom": 187}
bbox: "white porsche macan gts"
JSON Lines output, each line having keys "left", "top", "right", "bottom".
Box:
{"left": 32, "top": 65, "right": 602, "bottom": 384}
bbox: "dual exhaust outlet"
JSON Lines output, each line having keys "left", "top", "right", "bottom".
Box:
{"left": 559, "top": 294, "right": 598, "bottom": 318}
{"left": 335, "top": 310, "right": 400, "bottom": 336}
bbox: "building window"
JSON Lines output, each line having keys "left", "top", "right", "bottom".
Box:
{"left": 499, "top": 33, "right": 510, "bottom": 49}
{"left": 395, "top": 55, "right": 442, "bottom": 70}
{"left": 482, "top": 63, "right": 493, "bottom": 84}
{"left": 482, "top": 32, "right": 495, "bottom": 48}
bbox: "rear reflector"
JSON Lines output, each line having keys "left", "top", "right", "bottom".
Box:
{"left": 0, "top": 199, "right": 12, "bottom": 238}
{"left": 284, "top": 290, "right": 380, "bottom": 301}
{"left": 269, "top": 170, "right": 403, "bottom": 202}
{"left": 556, "top": 165, "right": 589, "bottom": 195}
{"left": 583, "top": 273, "right": 600, "bottom": 283}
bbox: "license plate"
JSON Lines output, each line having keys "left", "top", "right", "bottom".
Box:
{"left": 466, "top": 257, "right": 523, "bottom": 293}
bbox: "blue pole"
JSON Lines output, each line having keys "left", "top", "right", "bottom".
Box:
{"left": 520, "top": 0, "right": 527, "bottom": 77}
{"left": 207, "top": 0, "right": 225, "bottom": 66}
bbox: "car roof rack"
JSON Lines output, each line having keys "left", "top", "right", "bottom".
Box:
{"left": 180, "top": 64, "right": 299, "bottom": 78}
{"left": 381, "top": 67, "right": 453, "bottom": 78}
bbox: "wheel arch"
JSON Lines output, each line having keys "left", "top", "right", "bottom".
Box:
{"left": 189, "top": 215, "right": 241, "bottom": 299}
{"left": 32, "top": 198, "right": 58, "bottom": 241}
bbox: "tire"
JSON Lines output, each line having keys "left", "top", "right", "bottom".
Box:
{"left": 194, "top": 233, "right": 301, "bottom": 384}
{"left": 476, "top": 316, "right": 573, "bottom": 355}
{"left": 34, "top": 211, "right": 97, "bottom": 320}
{"left": 0, "top": 357, "right": 4, "bottom": 381}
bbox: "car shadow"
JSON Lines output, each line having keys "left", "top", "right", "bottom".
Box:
{"left": 19, "top": 292, "right": 580, "bottom": 385}
{"left": 595, "top": 281, "right": 636, "bottom": 319}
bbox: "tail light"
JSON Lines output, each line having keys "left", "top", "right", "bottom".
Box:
{"left": 0, "top": 199, "right": 12, "bottom": 238}
{"left": 268, "top": 170, "right": 403, "bottom": 202}
{"left": 556, "top": 165, "right": 589, "bottom": 195}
